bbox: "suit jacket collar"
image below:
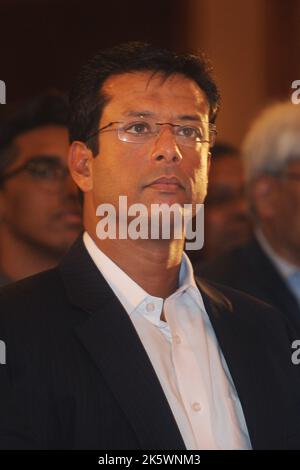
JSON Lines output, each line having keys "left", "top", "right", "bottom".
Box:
{"left": 247, "top": 238, "right": 300, "bottom": 334}
{"left": 197, "top": 276, "right": 289, "bottom": 449}
{"left": 59, "top": 237, "right": 185, "bottom": 450}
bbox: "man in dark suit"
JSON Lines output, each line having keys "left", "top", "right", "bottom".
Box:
{"left": 0, "top": 44, "right": 299, "bottom": 450}
{"left": 187, "top": 142, "right": 252, "bottom": 267}
{"left": 200, "top": 102, "right": 300, "bottom": 340}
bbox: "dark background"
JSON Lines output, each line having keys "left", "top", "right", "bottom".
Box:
{"left": 1, "top": 0, "right": 300, "bottom": 144}
{"left": 0, "top": 0, "right": 186, "bottom": 100}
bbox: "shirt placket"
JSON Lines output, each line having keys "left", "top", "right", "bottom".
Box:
{"left": 165, "top": 294, "right": 218, "bottom": 449}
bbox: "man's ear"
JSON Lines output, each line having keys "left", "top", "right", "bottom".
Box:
{"left": 68, "top": 141, "right": 94, "bottom": 192}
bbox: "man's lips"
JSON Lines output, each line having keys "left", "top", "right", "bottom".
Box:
{"left": 55, "top": 209, "right": 82, "bottom": 225}
{"left": 145, "top": 176, "right": 184, "bottom": 192}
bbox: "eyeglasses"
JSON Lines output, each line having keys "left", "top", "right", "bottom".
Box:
{"left": 284, "top": 173, "right": 300, "bottom": 182}
{"left": 0, "top": 155, "right": 70, "bottom": 191}
{"left": 85, "top": 120, "right": 217, "bottom": 148}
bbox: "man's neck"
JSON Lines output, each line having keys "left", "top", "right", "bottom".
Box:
{"left": 0, "top": 230, "right": 61, "bottom": 282}
{"left": 88, "top": 232, "right": 185, "bottom": 299}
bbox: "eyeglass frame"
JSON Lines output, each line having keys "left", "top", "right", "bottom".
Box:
{"left": 0, "top": 155, "right": 70, "bottom": 184}
{"left": 85, "top": 120, "right": 217, "bottom": 148}
{"left": 271, "top": 169, "right": 300, "bottom": 183}
{"left": 283, "top": 173, "right": 300, "bottom": 182}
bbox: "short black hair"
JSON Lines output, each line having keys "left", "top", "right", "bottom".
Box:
{"left": 69, "top": 41, "right": 220, "bottom": 156}
{"left": 211, "top": 142, "right": 239, "bottom": 158}
{"left": 0, "top": 90, "right": 68, "bottom": 178}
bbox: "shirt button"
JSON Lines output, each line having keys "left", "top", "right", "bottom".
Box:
{"left": 146, "top": 302, "right": 155, "bottom": 312}
{"left": 192, "top": 402, "right": 201, "bottom": 412}
{"left": 173, "top": 334, "right": 181, "bottom": 344}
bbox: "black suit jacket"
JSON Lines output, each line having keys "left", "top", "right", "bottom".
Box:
{"left": 199, "top": 238, "right": 300, "bottom": 339}
{"left": 0, "top": 238, "right": 300, "bottom": 449}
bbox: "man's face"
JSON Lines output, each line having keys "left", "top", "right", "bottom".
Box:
{"left": 203, "top": 154, "right": 252, "bottom": 259}
{"left": 88, "top": 72, "right": 210, "bottom": 220}
{"left": 0, "top": 125, "right": 82, "bottom": 256}
{"left": 261, "top": 160, "right": 300, "bottom": 261}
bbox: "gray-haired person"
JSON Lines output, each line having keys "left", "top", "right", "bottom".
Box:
{"left": 202, "top": 101, "right": 300, "bottom": 340}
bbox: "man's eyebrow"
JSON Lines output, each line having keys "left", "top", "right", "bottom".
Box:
{"left": 28, "top": 154, "right": 61, "bottom": 160}
{"left": 25, "top": 155, "right": 63, "bottom": 164}
{"left": 123, "top": 111, "right": 207, "bottom": 122}
{"left": 124, "top": 111, "right": 156, "bottom": 118}
{"left": 175, "top": 114, "right": 205, "bottom": 122}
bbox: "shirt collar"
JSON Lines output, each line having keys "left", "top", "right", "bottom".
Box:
{"left": 83, "top": 231, "right": 201, "bottom": 316}
{"left": 83, "top": 231, "right": 147, "bottom": 314}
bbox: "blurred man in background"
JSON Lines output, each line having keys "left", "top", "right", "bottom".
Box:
{"left": 201, "top": 101, "right": 300, "bottom": 339}
{"left": 0, "top": 91, "right": 82, "bottom": 285}
{"left": 188, "top": 142, "right": 252, "bottom": 268}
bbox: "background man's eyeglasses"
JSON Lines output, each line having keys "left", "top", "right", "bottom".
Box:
{"left": 273, "top": 171, "right": 300, "bottom": 183}
{"left": 85, "top": 120, "right": 217, "bottom": 148}
{"left": 0, "top": 155, "right": 70, "bottom": 191}
{"left": 284, "top": 173, "right": 300, "bottom": 182}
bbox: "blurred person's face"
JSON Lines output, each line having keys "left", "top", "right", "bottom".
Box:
{"left": 0, "top": 125, "right": 82, "bottom": 257}
{"left": 253, "top": 160, "right": 300, "bottom": 265}
{"left": 203, "top": 154, "right": 252, "bottom": 260}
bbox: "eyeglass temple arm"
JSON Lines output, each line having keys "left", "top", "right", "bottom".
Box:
{"left": 0, "top": 165, "right": 27, "bottom": 182}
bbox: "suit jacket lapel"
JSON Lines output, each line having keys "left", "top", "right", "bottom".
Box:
{"left": 58, "top": 237, "right": 185, "bottom": 450}
{"left": 196, "top": 278, "right": 283, "bottom": 450}
{"left": 247, "top": 239, "right": 300, "bottom": 335}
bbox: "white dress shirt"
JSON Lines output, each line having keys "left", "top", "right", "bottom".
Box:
{"left": 83, "top": 232, "right": 251, "bottom": 450}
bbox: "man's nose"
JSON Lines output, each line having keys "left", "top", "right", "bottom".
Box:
{"left": 231, "top": 194, "right": 249, "bottom": 218}
{"left": 149, "top": 126, "right": 183, "bottom": 164}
